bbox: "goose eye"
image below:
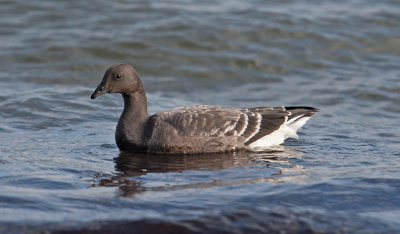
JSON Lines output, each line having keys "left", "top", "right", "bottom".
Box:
{"left": 115, "top": 74, "right": 121, "bottom": 79}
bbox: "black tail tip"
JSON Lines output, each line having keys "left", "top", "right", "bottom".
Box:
{"left": 285, "top": 106, "right": 319, "bottom": 112}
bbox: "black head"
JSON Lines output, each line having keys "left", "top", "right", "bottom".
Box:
{"left": 91, "top": 64, "right": 143, "bottom": 99}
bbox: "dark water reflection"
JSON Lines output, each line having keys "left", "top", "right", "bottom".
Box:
{"left": 96, "top": 148, "right": 305, "bottom": 198}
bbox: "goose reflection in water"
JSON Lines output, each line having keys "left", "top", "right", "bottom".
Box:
{"left": 94, "top": 146, "right": 307, "bottom": 197}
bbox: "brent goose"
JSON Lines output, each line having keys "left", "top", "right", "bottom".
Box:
{"left": 91, "top": 64, "right": 318, "bottom": 154}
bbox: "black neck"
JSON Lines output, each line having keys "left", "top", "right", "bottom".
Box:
{"left": 122, "top": 91, "right": 148, "bottom": 121}
{"left": 115, "top": 91, "right": 149, "bottom": 150}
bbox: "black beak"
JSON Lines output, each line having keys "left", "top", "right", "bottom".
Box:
{"left": 90, "top": 82, "right": 109, "bottom": 99}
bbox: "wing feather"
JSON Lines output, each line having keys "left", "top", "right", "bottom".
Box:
{"left": 148, "top": 105, "right": 317, "bottom": 150}
{"left": 152, "top": 105, "right": 246, "bottom": 138}
{"left": 243, "top": 107, "right": 290, "bottom": 145}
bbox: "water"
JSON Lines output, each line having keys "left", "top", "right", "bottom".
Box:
{"left": 1, "top": 0, "right": 400, "bottom": 233}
